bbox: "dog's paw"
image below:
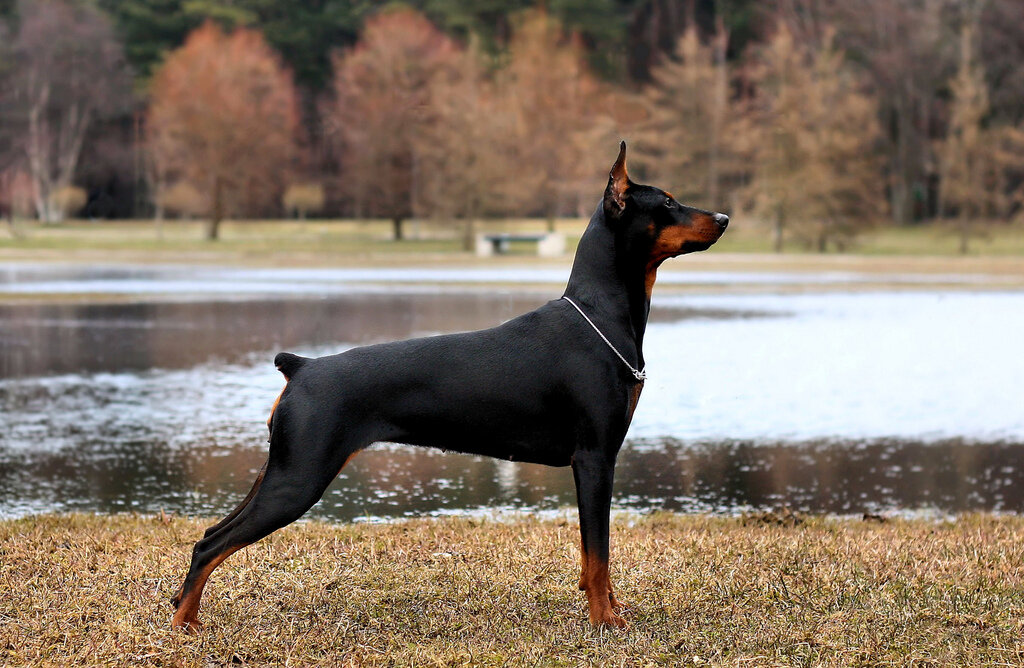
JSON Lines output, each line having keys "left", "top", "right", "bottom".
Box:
{"left": 590, "top": 607, "right": 628, "bottom": 629}
{"left": 171, "top": 618, "right": 203, "bottom": 634}
{"left": 171, "top": 612, "right": 203, "bottom": 634}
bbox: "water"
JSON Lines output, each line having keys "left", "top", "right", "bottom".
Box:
{"left": 2, "top": 262, "right": 1017, "bottom": 297}
{"left": 2, "top": 268, "right": 1023, "bottom": 519}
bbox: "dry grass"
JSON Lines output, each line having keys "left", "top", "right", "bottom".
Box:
{"left": 3, "top": 218, "right": 1024, "bottom": 267}
{"left": 3, "top": 220, "right": 1024, "bottom": 302}
{"left": 2, "top": 514, "right": 1024, "bottom": 666}
{"left": 0, "top": 219, "right": 586, "bottom": 266}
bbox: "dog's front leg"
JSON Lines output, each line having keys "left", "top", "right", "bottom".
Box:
{"left": 571, "top": 449, "right": 627, "bottom": 628}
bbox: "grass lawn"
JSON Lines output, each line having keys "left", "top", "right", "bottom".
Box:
{"left": 2, "top": 513, "right": 1023, "bottom": 666}
{"left": 2, "top": 217, "right": 1024, "bottom": 264}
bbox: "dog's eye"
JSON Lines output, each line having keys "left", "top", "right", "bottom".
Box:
{"left": 664, "top": 198, "right": 673, "bottom": 208}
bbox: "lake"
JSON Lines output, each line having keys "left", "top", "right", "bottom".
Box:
{"left": 1, "top": 265, "right": 1022, "bottom": 519}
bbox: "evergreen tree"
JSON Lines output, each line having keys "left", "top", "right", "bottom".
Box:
{"left": 637, "top": 19, "right": 731, "bottom": 209}
{"left": 99, "top": 0, "right": 369, "bottom": 89}
{"left": 97, "top": 0, "right": 196, "bottom": 79}
{"left": 940, "top": 17, "right": 1024, "bottom": 253}
{"left": 744, "top": 24, "right": 884, "bottom": 251}
{"left": 496, "top": 10, "right": 602, "bottom": 225}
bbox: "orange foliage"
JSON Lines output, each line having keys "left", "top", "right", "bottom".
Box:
{"left": 416, "top": 45, "right": 514, "bottom": 248}
{"left": 328, "top": 8, "right": 461, "bottom": 239}
{"left": 498, "top": 11, "right": 607, "bottom": 220}
{"left": 147, "top": 21, "right": 298, "bottom": 239}
{"left": 327, "top": 8, "right": 620, "bottom": 230}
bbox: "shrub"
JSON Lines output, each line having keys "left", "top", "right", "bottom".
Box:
{"left": 159, "top": 181, "right": 205, "bottom": 218}
{"left": 49, "top": 186, "right": 87, "bottom": 220}
{"left": 282, "top": 183, "right": 325, "bottom": 219}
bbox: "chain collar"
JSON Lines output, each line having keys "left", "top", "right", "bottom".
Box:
{"left": 561, "top": 296, "right": 646, "bottom": 382}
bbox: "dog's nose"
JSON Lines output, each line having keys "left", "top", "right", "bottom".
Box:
{"left": 713, "top": 213, "right": 729, "bottom": 229}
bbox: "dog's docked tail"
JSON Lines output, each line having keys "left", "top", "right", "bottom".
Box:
{"left": 267, "top": 352, "right": 310, "bottom": 439}
{"left": 274, "top": 352, "right": 309, "bottom": 380}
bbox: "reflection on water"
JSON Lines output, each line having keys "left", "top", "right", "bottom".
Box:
{"left": 2, "top": 287, "right": 1023, "bottom": 518}
{"left": 0, "top": 294, "right": 738, "bottom": 378}
{"left": 3, "top": 436, "right": 1024, "bottom": 519}
{"left": 0, "top": 294, "right": 545, "bottom": 377}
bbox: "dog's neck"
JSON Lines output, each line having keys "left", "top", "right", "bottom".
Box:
{"left": 562, "top": 205, "right": 651, "bottom": 371}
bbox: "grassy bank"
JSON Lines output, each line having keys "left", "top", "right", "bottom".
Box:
{"left": 3, "top": 218, "right": 1024, "bottom": 264}
{"left": 2, "top": 514, "right": 1023, "bottom": 666}
{"left": 3, "top": 219, "right": 1024, "bottom": 300}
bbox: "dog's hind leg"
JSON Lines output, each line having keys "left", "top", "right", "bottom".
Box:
{"left": 193, "top": 381, "right": 285, "bottom": 543}
{"left": 200, "top": 460, "right": 268, "bottom": 539}
{"left": 168, "top": 459, "right": 268, "bottom": 610}
{"left": 171, "top": 413, "right": 363, "bottom": 631}
{"left": 572, "top": 448, "right": 626, "bottom": 628}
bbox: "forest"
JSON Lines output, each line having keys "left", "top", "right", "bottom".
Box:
{"left": 0, "top": 0, "right": 1022, "bottom": 251}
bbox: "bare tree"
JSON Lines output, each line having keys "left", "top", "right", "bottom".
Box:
{"left": 939, "top": 16, "right": 1024, "bottom": 253}
{"left": 1, "top": 0, "right": 131, "bottom": 223}
{"left": 497, "top": 11, "right": 601, "bottom": 228}
{"left": 328, "top": 9, "right": 460, "bottom": 241}
{"left": 636, "top": 19, "right": 732, "bottom": 209}
{"left": 416, "top": 44, "right": 515, "bottom": 250}
{"left": 979, "top": 0, "right": 1024, "bottom": 126}
{"left": 744, "top": 23, "right": 884, "bottom": 251}
{"left": 148, "top": 21, "right": 298, "bottom": 240}
{"left": 779, "top": 0, "right": 957, "bottom": 225}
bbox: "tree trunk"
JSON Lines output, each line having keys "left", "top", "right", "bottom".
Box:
{"left": 773, "top": 208, "right": 784, "bottom": 253}
{"left": 26, "top": 82, "right": 55, "bottom": 223}
{"left": 153, "top": 180, "right": 165, "bottom": 240}
{"left": 1, "top": 175, "right": 19, "bottom": 238}
{"left": 462, "top": 218, "right": 476, "bottom": 252}
{"left": 392, "top": 216, "right": 404, "bottom": 241}
{"left": 709, "top": 18, "right": 728, "bottom": 208}
{"left": 207, "top": 176, "right": 223, "bottom": 241}
{"left": 546, "top": 216, "right": 556, "bottom": 233}
{"left": 891, "top": 88, "right": 915, "bottom": 226}
{"left": 959, "top": 213, "right": 970, "bottom": 255}
{"left": 5, "top": 205, "right": 23, "bottom": 239}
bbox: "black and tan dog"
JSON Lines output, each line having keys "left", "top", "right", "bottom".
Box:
{"left": 171, "top": 142, "right": 728, "bottom": 630}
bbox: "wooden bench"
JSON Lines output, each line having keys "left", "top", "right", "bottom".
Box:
{"left": 475, "top": 232, "right": 566, "bottom": 257}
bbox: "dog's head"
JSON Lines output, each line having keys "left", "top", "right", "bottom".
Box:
{"left": 603, "top": 141, "right": 728, "bottom": 281}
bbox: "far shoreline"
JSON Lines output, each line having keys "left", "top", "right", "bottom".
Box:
{"left": 2, "top": 254, "right": 1024, "bottom": 306}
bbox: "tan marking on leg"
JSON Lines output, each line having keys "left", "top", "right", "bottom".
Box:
{"left": 578, "top": 538, "right": 588, "bottom": 591}
{"left": 170, "top": 583, "right": 185, "bottom": 608}
{"left": 582, "top": 553, "right": 627, "bottom": 628}
{"left": 579, "top": 543, "right": 621, "bottom": 608}
{"left": 171, "top": 544, "right": 245, "bottom": 632}
{"left": 626, "top": 383, "right": 643, "bottom": 425}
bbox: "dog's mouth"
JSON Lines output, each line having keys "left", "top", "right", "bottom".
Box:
{"left": 653, "top": 212, "right": 729, "bottom": 260}
{"left": 690, "top": 212, "right": 729, "bottom": 248}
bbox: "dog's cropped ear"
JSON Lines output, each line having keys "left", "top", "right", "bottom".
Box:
{"left": 604, "top": 141, "right": 630, "bottom": 218}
